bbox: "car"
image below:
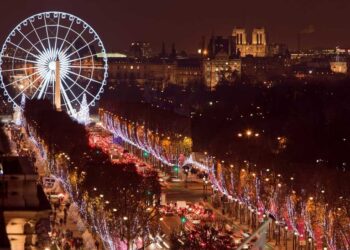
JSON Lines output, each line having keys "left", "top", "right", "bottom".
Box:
{"left": 165, "top": 210, "right": 175, "bottom": 216}
{"left": 192, "top": 219, "right": 201, "bottom": 224}
{"left": 43, "top": 177, "right": 56, "bottom": 188}
{"left": 170, "top": 177, "right": 181, "bottom": 182}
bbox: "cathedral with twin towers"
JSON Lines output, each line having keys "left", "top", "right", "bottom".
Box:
{"left": 232, "top": 27, "right": 268, "bottom": 57}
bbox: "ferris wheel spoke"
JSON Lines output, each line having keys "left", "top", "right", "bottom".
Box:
{"left": 66, "top": 53, "right": 102, "bottom": 63}
{"left": 60, "top": 80, "right": 76, "bottom": 116}
{"left": 69, "top": 65, "right": 105, "bottom": 70}
{"left": 7, "top": 41, "right": 40, "bottom": 60}
{"left": 29, "top": 21, "right": 46, "bottom": 51}
{"left": 61, "top": 77, "right": 82, "bottom": 105}
{"left": 31, "top": 77, "right": 45, "bottom": 99}
{"left": 62, "top": 26, "right": 88, "bottom": 55}
{"left": 66, "top": 69, "right": 103, "bottom": 85}
{"left": 5, "top": 71, "right": 39, "bottom": 87}
{"left": 12, "top": 74, "right": 42, "bottom": 101}
{"left": 2, "top": 55, "right": 37, "bottom": 64}
{"left": 16, "top": 29, "right": 43, "bottom": 55}
{"left": 37, "top": 75, "right": 51, "bottom": 99}
{"left": 43, "top": 15, "right": 52, "bottom": 51}
{"left": 58, "top": 18, "right": 75, "bottom": 53}
{"left": 66, "top": 38, "right": 98, "bottom": 59}
{"left": 42, "top": 78, "right": 52, "bottom": 99}
{"left": 0, "top": 66, "right": 39, "bottom": 72}
{"left": 53, "top": 15, "right": 61, "bottom": 52}
{"left": 64, "top": 74, "right": 96, "bottom": 99}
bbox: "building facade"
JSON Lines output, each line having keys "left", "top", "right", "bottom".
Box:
{"left": 203, "top": 52, "right": 241, "bottom": 89}
{"left": 233, "top": 27, "right": 268, "bottom": 57}
{"left": 0, "top": 157, "right": 51, "bottom": 250}
{"left": 129, "top": 41, "right": 152, "bottom": 59}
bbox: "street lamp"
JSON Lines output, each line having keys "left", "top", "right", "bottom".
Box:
{"left": 284, "top": 226, "right": 288, "bottom": 249}
{"left": 203, "top": 178, "right": 208, "bottom": 200}
{"left": 308, "top": 237, "right": 313, "bottom": 250}
{"left": 184, "top": 167, "right": 189, "bottom": 188}
{"left": 246, "top": 129, "right": 252, "bottom": 137}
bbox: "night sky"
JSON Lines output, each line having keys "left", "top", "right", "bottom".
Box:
{"left": 1, "top": 0, "right": 350, "bottom": 53}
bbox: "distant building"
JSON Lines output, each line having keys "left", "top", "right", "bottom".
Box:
{"left": 232, "top": 27, "right": 268, "bottom": 57}
{"left": 203, "top": 52, "right": 241, "bottom": 89}
{"left": 330, "top": 55, "right": 348, "bottom": 74}
{"left": 241, "top": 56, "right": 291, "bottom": 83}
{"left": 207, "top": 36, "right": 236, "bottom": 58}
{"left": 129, "top": 41, "right": 152, "bottom": 59}
{"left": 330, "top": 61, "right": 348, "bottom": 74}
{"left": 107, "top": 57, "right": 176, "bottom": 87}
{"left": 175, "top": 58, "right": 203, "bottom": 86}
{"left": 289, "top": 48, "right": 350, "bottom": 79}
{"left": 0, "top": 156, "right": 51, "bottom": 250}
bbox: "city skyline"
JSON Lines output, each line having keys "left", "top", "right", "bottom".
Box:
{"left": 0, "top": 0, "right": 350, "bottom": 53}
{"left": 1, "top": 4, "right": 350, "bottom": 250}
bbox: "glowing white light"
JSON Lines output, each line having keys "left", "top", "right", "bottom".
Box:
{"left": 48, "top": 61, "right": 56, "bottom": 71}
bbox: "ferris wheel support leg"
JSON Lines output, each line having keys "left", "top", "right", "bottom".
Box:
{"left": 55, "top": 60, "right": 61, "bottom": 111}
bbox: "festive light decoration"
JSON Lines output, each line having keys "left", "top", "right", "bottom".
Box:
{"left": 77, "top": 93, "right": 90, "bottom": 125}
{"left": 14, "top": 94, "right": 26, "bottom": 125}
{"left": 23, "top": 103, "right": 161, "bottom": 250}
{"left": 102, "top": 111, "right": 183, "bottom": 166}
{"left": 100, "top": 109, "right": 350, "bottom": 249}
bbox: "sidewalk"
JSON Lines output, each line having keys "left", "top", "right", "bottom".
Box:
{"left": 11, "top": 125, "right": 100, "bottom": 250}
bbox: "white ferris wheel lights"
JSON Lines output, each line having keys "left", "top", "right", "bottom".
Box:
{"left": 0, "top": 11, "right": 108, "bottom": 117}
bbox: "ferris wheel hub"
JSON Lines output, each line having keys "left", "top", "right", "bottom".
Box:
{"left": 48, "top": 61, "right": 56, "bottom": 71}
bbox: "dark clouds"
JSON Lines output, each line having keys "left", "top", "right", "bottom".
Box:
{"left": 1, "top": 0, "right": 350, "bottom": 53}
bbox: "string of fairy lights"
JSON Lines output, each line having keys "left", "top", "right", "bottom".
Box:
{"left": 26, "top": 120, "right": 158, "bottom": 250}
{"left": 101, "top": 109, "right": 348, "bottom": 250}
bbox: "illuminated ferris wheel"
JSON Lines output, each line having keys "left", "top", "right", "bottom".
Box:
{"left": 0, "top": 11, "right": 108, "bottom": 117}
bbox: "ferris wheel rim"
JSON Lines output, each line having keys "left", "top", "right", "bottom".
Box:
{"left": 0, "top": 11, "right": 108, "bottom": 114}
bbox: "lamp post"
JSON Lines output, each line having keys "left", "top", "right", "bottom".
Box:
{"left": 284, "top": 226, "right": 288, "bottom": 250}
{"left": 308, "top": 237, "right": 313, "bottom": 250}
{"left": 184, "top": 167, "right": 189, "bottom": 188}
{"left": 203, "top": 177, "right": 208, "bottom": 200}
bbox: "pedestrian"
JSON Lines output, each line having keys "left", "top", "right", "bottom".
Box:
{"left": 50, "top": 219, "right": 55, "bottom": 230}
{"left": 65, "top": 202, "right": 71, "bottom": 210}
{"left": 54, "top": 202, "right": 60, "bottom": 211}
{"left": 95, "top": 240, "right": 100, "bottom": 250}
{"left": 63, "top": 242, "right": 71, "bottom": 250}
{"left": 63, "top": 208, "right": 67, "bottom": 225}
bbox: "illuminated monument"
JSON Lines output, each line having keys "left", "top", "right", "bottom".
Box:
{"left": 233, "top": 27, "right": 268, "bottom": 57}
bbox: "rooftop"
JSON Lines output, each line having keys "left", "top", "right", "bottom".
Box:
{"left": 0, "top": 157, "right": 35, "bottom": 175}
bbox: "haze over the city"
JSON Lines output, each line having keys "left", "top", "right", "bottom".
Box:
{"left": 1, "top": 0, "right": 350, "bottom": 52}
